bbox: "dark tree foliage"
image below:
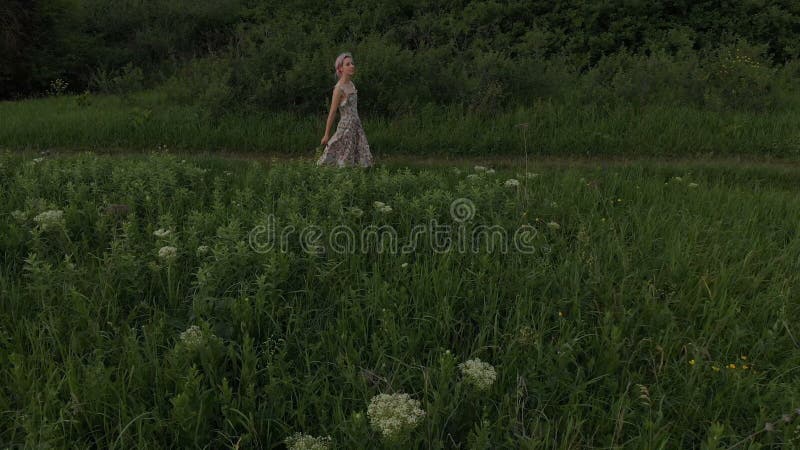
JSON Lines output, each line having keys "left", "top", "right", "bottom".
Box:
{"left": 2, "top": 0, "right": 799, "bottom": 115}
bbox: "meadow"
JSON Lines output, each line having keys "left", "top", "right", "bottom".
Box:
{"left": 2, "top": 90, "right": 800, "bottom": 159}
{"left": 1, "top": 149, "right": 799, "bottom": 448}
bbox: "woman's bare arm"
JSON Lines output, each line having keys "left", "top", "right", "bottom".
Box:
{"left": 322, "top": 86, "right": 343, "bottom": 144}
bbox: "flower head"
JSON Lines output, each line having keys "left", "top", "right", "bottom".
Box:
{"left": 367, "top": 393, "right": 426, "bottom": 441}
{"left": 153, "top": 228, "right": 171, "bottom": 238}
{"left": 504, "top": 178, "right": 520, "bottom": 188}
{"left": 179, "top": 325, "right": 204, "bottom": 348}
{"left": 458, "top": 358, "right": 497, "bottom": 391}
{"left": 158, "top": 246, "right": 178, "bottom": 262}
{"left": 285, "top": 432, "right": 333, "bottom": 450}
{"left": 33, "top": 209, "right": 65, "bottom": 231}
{"left": 373, "top": 201, "right": 392, "bottom": 213}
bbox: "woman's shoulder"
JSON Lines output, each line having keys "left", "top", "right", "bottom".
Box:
{"left": 334, "top": 81, "right": 356, "bottom": 91}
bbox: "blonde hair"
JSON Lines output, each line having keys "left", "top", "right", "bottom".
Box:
{"left": 334, "top": 52, "right": 353, "bottom": 80}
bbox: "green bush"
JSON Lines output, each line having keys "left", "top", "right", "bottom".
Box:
{"left": 4, "top": 0, "right": 800, "bottom": 118}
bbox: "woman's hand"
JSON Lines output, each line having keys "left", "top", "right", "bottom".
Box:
{"left": 321, "top": 135, "right": 329, "bottom": 146}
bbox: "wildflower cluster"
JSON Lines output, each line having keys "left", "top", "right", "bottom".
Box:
{"left": 33, "top": 209, "right": 65, "bottom": 231}
{"left": 373, "top": 201, "right": 392, "bottom": 214}
{"left": 458, "top": 358, "right": 497, "bottom": 391}
{"left": 158, "top": 246, "right": 178, "bottom": 262}
{"left": 285, "top": 432, "right": 333, "bottom": 450}
{"left": 153, "top": 228, "right": 171, "bottom": 238}
{"left": 367, "top": 393, "right": 426, "bottom": 441}
{"left": 719, "top": 48, "right": 762, "bottom": 77}
{"left": 696, "top": 355, "right": 754, "bottom": 372}
{"left": 179, "top": 325, "right": 206, "bottom": 349}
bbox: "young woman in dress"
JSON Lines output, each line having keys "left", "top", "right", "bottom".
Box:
{"left": 317, "top": 52, "right": 375, "bottom": 168}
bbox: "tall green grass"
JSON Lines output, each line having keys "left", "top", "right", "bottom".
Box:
{"left": 2, "top": 90, "right": 800, "bottom": 159}
{"left": 1, "top": 150, "right": 799, "bottom": 448}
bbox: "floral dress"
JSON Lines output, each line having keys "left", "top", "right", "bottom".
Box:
{"left": 316, "top": 81, "right": 374, "bottom": 168}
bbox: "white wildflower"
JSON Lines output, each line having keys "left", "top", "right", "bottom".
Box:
{"left": 32, "top": 157, "right": 44, "bottom": 164}
{"left": 285, "top": 432, "right": 333, "bottom": 450}
{"left": 196, "top": 245, "right": 210, "bottom": 256}
{"left": 546, "top": 221, "right": 560, "bottom": 231}
{"left": 473, "top": 165, "right": 487, "bottom": 172}
{"left": 158, "top": 246, "right": 178, "bottom": 261}
{"left": 504, "top": 178, "right": 520, "bottom": 188}
{"left": 11, "top": 210, "right": 27, "bottom": 223}
{"left": 179, "top": 325, "right": 204, "bottom": 348}
{"left": 458, "top": 358, "right": 497, "bottom": 391}
{"left": 153, "top": 228, "right": 171, "bottom": 238}
{"left": 688, "top": 182, "right": 698, "bottom": 188}
{"left": 485, "top": 169, "right": 495, "bottom": 175}
{"left": 466, "top": 174, "right": 479, "bottom": 180}
{"left": 401, "top": 262, "right": 408, "bottom": 268}
{"left": 374, "top": 201, "right": 392, "bottom": 213}
{"left": 367, "top": 393, "right": 426, "bottom": 441}
{"left": 348, "top": 206, "right": 364, "bottom": 217}
{"left": 33, "top": 209, "right": 65, "bottom": 231}
{"left": 525, "top": 172, "right": 539, "bottom": 179}
{"left": 672, "top": 176, "right": 683, "bottom": 183}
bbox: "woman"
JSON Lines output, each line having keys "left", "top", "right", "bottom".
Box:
{"left": 317, "top": 52, "right": 374, "bottom": 168}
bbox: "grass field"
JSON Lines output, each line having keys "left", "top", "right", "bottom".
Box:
{"left": 3, "top": 90, "right": 800, "bottom": 159}
{"left": 1, "top": 149, "right": 799, "bottom": 448}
